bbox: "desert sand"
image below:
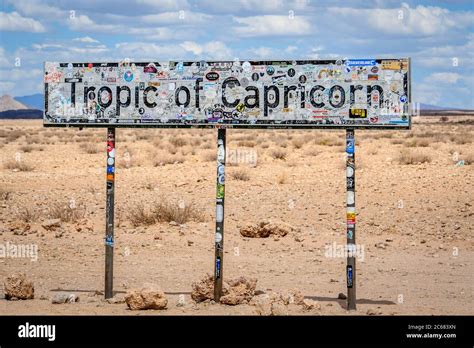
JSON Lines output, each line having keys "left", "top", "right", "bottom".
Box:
{"left": 0, "top": 116, "right": 473, "bottom": 315}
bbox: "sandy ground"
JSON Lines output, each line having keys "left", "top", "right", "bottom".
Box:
{"left": 0, "top": 117, "right": 473, "bottom": 315}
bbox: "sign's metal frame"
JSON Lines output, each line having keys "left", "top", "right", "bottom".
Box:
{"left": 43, "top": 58, "right": 412, "bottom": 311}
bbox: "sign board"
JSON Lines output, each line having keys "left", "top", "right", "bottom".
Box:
{"left": 44, "top": 59, "right": 410, "bottom": 128}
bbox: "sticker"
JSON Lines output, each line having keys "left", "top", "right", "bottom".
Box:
{"left": 251, "top": 73, "right": 259, "bottom": 81}
{"left": 346, "top": 59, "right": 376, "bottom": 67}
{"left": 206, "top": 72, "right": 219, "bottom": 81}
{"left": 399, "top": 95, "right": 407, "bottom": 103}
{"left": 242, "top": 61, "right": 251, "bottom": 72}
{"left": 107, "top": 158, "right": 114, "bottom": 166}
{"left": 215, "top": 232, "right": 222, "bottom": 243}
{"left": 346, "top": 139, "right": 355, "bottom": 154}
{"left": 123, "top": 70, "right": 134, "bottom": 82}
{"left": 347, "top": 265, "right": 353, "bottom": 288}
{"left": 217, "top": 164, "right": 225, "bottom": 175}
{"left": 216, "top": 184, "right": 224, "bottom": 199}
{"left": 266, "top": 66, "right": 275, "bottom": 75}
{"left": 217, "top": 145, "right": 225, "bottom": 162}
{"left": 287, "top": 68, "right": 296, "bottom": 77}
{"left": 216, "top": 204, "right": 224, "bottom": 222}
{"left": 346, "top": 166, "right": 354, "bottom": 177}
{"left": 215, "top": 257, "right": 221, "bottom": 278}
{"left": 347, "top": 191, "right": 355, "bottom": 205}
{"left": 106, "top": 174, "right": 114, "bottom": 181}
{"left": 105, "top": 235, "right": 114, "bottom": 247}
{"left": 347, "top": 229, "right": 354, "bottom": 240}
{"left": 218, "top": 174, "right": 225, "bottom": 185}
{"left": 349, "top": 108, "right": 367, "bottom": 118}
{"left": 107, "top": 166, "right": 114, "bottom": 174}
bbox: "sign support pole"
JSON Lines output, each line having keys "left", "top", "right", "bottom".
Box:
{"left": 105, "top": 127, "right": 116, "bottom": 299}
{"left": 346, "top": 128, "right": 356, "bottom": 310}
{"left": 214, "top": 127, "right": 226, "bottom": 302}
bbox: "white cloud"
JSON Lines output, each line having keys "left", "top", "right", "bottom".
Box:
{"left": 67, "top": 15, "right": 120, "bottom": 32}
{"left": 141, "top": 11, "right": 212, "bottom": 25}
{"left": 0, "top": 11, "right": 46, "bottom": 32}
{"left": 73, "top": 36, "right": 100, "bottom": 44}
{"left": 233, "top": 15, "right": 312, "bottom": 37}
{"left": 425, "top": 72, "right": 464, "bottom": 84}
{"left": 285, "top": 46, "right": 298, "bottom": 53}
{"left": 180, "top": 41, "right": 232, "bottom": 60}
{"left": 329, "top": 3, "right": 473, "bottom": 36}
{"left": 0, "top": 47, "right": 11, "bottom": 66}
{"left": 7, "top": 0, "right": 64, "bottom": 18}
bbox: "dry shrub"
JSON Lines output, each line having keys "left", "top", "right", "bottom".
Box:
{"left": 129, "top": 199, "right": 204, "bottom": 226}
{"left": 153, "top": 154, "right": 185, "bottom": 166}
{"left": 277, "top": 172, "right": 288, "bottom": 184}
{"left": 231, "top": 169, "right": 250, "bottom": 181}
{"left": 463, "top": 153, "right": 474, "bottom": 165}
{"left": 237, "top": 140, "right": 256, "bottom": 147}
{"left": 169, "top": 137, "right": 188, "bottom": 147}
{"left": 398, "top": 149, "right": 432, "bottom": 165}
{"left": 315, "top": 136, "right": 343, "bottom": 146}
{"left": 48, "top": 201, "right": 86, "bottom": 222}
{"left": 449, "top": 134, "right": 471, "bottom": 145}
{"left": 0, "top": 188, "right": 11, "bottom": 201}
{"left": 404, "top": 138, "right": 430, "bottom": 147}
{"left": 271, "top": 148, "right": 287, "bottom": 160}
{"left": 440, "top": 116, "right": 449, "bottom": 122}
{"left": 15, "top": 206, "right": 38, "bottom": 222}
{"left": 180, "top": 146, "right": 196, "bottom": 156}
{"left": 25, "top": 136, "right": 41, "bottom": 145}
{"left": 80, "top": 142, "right": 101, "bottom": 154}
{"left": 202, "top": 150, "right": 216, "bottom": 162}
{"left": 5, "top": 129, "right": 25, "bottom": 143}
{"left": 292, "top": 138, "right": 306, "bottom": 149}
{"left": 200, "top": 141, "right": 213, "bottom": 149}
{"left": 4, "top": 159, "right": 34, "bottom": 171}
{"left": 19, "top": 145, "right": 34, "bottom": 153}
{"left": 304, "top": 148, "right": 320, "bottom": 156}
{"left": 128, "top": 203, "right": 155, "bottom": 227}
{"left": 260, "top": 142, "right": 270, "bottom": 149}
{"left": 390, "top": 138, "right": 405, "bottom": 145}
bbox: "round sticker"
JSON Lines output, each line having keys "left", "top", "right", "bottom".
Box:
{"left": 251, "top": 73, "right": 259, "bottom": 81}
{"left": 218, "top": 164, "right": 225, "bottom": 175}
{"left": 218, "top": 174, "right": 225, "bottom": 185}
{"left": 400, "top": 95, "right": 407, "bottom": 103}
{"left": 240, "top": 77, "right": 249, "bottom": 87}
{"left": 266, "top": 66, "right": 275, "bottom": 75}
{"left": 299, "top": 75, "right": 307, "bottom": 83}
{"left": 215, "top": 232, "right": 222, "bottom": 243}
{"left": 242, "top": 61, "right": 251, "bottom": 72}
{"left": 346, "top": 166, "right": 354, "bottom": 177}
{"left": 124, "top": 70, "right": 134, "bottom": 82}
{"left": 288, "top": 68, "right": 296, "bottom": 77}
{"left": 347, "top": 191, "right": 355, "bottom": 205}
{"left": 107, "top": 158, "right": 114, "bottom": 166}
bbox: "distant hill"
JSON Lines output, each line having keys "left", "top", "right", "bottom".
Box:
{"left": 0, "top": 95, "right": 28, "bottom": 112}
{"left": 0, "top": 109, "right": 42, "bottom": 119}
{"left": 14, "top": 93, "right": 44, "bottom": 110}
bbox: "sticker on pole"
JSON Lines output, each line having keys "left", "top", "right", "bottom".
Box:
{"left": 44, "top": 59, "right": 410, "bottom": 129}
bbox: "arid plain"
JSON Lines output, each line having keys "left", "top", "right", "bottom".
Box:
{"left": 0, "top": 116, "right": 473, "bottom": 315}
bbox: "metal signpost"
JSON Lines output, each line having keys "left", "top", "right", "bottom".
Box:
{"left": 44, "top": 59, "right": 411, "bottom": 309}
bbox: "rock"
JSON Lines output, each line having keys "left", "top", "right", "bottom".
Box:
{"left": 302, "top": 299, "right": 321, "bottom": 310}
{"left": 294, "top": 235, "right": 305, "bottom": 242}
{"left": 106, "top": 296, "right": 125, "bottom": 304}
{"left": 239, "top": 221, "right": 295, "bottom": 238}
{"left": 271, "top": 302, "right": 288, "bottom": 316}
{"left": 54, "top": 228, "right": 65, "bottom": 238}
{"left": 250, "top": 294, "right": 273, "bottom": 316}
{"left": 187, "top": 240, "right": 194, "bottom": 246}
{"left": 125, "top": 284, "right": 168, "bottom": 310}
{"left": 51, "top": 293, "right": 79, "bottom": 304}
{"left": 169, "top": 221, "right": 179, "bottom": 226}
{"left": 367, "top": 308, "right": 377, "bottom": 315}
{"left": 4, "top": 273, "right": 34, "bottom": 300}
{"left": 42, "top": 219, "right": 62, "bottom": 231}
{"left": 191, "top": 274, "right": 257, "bottom": 305}
{"left": 220, "top": 276, "right": 257, "bottom": 305}
{"left": 338, "top": 292, "right": 347, "bottom": 300}
{"left": 191, "top": 274, "right": 215, "bottom": 303}
{"left": 280, "top": 289, "right": 304, "bottom": 305}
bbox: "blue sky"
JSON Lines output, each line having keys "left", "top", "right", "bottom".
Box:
{"left": 0, "top": 0, "right": 473, "bottom": 108}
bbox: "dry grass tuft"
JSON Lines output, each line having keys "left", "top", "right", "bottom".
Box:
{"left": 397, "top": 149, "right": 432, "bottom": 165}
{"left": 231, "top": 169, "right": 250, "bottom": 181}
{"left": 48, "top": 201, "right": 86, "bottom": 223}
{"left": 15, "top": 206, "right": 38, "bottom": 222}
{"left": 271, "top": 148, "right": 287, "bottom": 160}
{"left": 129, "top": 199, "right": 205, "bottom": 226}
{"left": 80, "top": 143, "right": 101, "bottom": 154}
{"left": 277, "top": 172, "right": 288, "bottom": 184}
{"left": 404, "top": 138, "right": 430, "bottom": 148}
{"left": 4, "top": 159, "right": 34, "bottom": 171}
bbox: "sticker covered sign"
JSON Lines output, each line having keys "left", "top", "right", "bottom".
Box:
{"left": 44, "top": 58, "right": 411, "bottom": 128}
